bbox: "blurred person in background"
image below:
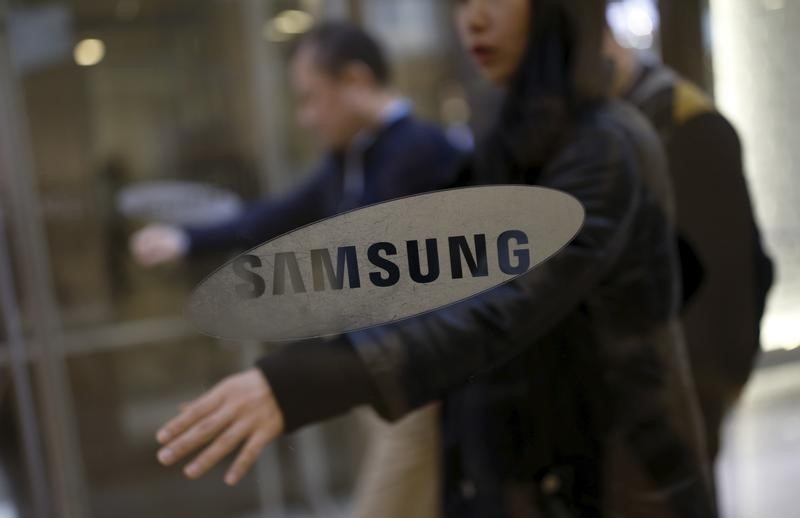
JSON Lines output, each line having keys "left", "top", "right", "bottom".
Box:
{"left": 130, "top": 21, "right": 465, "bottom": 266}
{"left": 604, "top": 20, "right": 774, "bottom": 464}
{"left": 153, "top": 1, "right": 717, "bottom": 517}
{"left": 130, "top": 20, "right": 464, "bottom": 518}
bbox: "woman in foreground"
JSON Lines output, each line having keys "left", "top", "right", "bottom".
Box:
{"left": 155, "top": 1, "right": 716, "bottom": 516}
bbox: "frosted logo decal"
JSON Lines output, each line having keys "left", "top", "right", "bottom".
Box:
{"left": 187, "top": 186, "right": 584, "bottom": 341}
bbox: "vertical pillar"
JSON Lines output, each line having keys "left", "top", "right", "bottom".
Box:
{"left": 0, "top": 18, "right": 91, "bottom": 518}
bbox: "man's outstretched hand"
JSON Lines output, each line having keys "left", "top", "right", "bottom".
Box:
{"left": 155, "top": 368, "right": 285, "bottom": 486}
{"left": 129, "top": 223, "right": 189, "bottom": 267}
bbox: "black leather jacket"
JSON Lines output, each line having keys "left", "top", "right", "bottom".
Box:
{"left": 257, "top": 99, "right": 715, "bottom": 517}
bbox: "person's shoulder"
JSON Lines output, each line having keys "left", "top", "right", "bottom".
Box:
{"left": 382, "top": 114, "right": 463, "bottom": 156}
{"left": 673, "top": 78, "right": 714, "bottom": 125}
{"left": 636, "top": 62, "right": 719, "bottom": 128}
{"left": 670, "top": 109, "right": 742, "bottom": 157}
{"left": 556, "top": 99, "right": 669, "bottom": 195}
{"left": 373, "top": 115, "right": 468, "bottom": 189}
{"left": 388, "top": 114, "right": 446, "bottom": 140}
{"left": 541, "top": 102, "right": 635, "bottom": 178}
{"left": 572, "top": 99, "right": 662, "bottom": 155}
{"left": 634, "top": 66, "right": 742, "bottom": 149}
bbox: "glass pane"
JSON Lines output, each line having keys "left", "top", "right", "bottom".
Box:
{"left": 2, "top": 1, "right": 465, "bottom": 515}
{"left": 67, "top": 337, "right": 263, "bottom": 517}
{"left": 8, "top": 0, "right": 268, "bottom": 329}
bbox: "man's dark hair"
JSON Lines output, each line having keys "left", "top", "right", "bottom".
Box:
{"left": 291, "top": 21, "right": 390, "bottom": 86}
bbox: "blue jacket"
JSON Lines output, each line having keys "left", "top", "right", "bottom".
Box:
{"left": 184, "top": 114, "right": 466, "bottom": 254}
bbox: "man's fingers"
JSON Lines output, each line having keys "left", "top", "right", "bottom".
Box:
{"left": 183, "top": 419, "right": 252, "bottom": 480}
{"left": 138, "top": 243, "right": 169, "bottom": 266}
{"left": 131, "top": 226, "right": 183, "bottom": 266}
{"left": 224, "top": 430, "right": 272, "bottom": 486}
{"left": 157, "top": 404, "right": 235, "bottom": 466}
{"left": 157, "top": 390, "right": 223, "bottom": 444}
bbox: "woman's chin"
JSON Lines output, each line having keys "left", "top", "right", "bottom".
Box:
{"left": 483, "top": 71, "right": 512, "bottom": 88}
{"left": 475, "top": 63, "right": 514, "bottom": 87}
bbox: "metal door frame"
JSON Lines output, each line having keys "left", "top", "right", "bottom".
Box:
{"left": 0, "top": 14, "right": 91, "bottom": 518}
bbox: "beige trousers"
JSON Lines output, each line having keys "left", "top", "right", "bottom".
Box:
{"left": 350, "top": 403, "right": 442, "bottom": 518}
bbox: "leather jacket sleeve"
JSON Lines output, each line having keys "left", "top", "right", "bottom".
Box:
{"left": 257, "top": 117, "right": 645, "bottom": 431}
{"left": 346, "top": 121, "right": 642, "bottom": 422}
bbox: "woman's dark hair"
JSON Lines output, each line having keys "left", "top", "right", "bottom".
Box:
{"left": 475, "top": 0, "right": 612, "bottom": 182}
{"left": 291, "top": 21, "right": 390, "bottom": 86}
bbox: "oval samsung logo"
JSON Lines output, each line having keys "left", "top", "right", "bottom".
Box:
{"left": 187, "top": 186, "right": 584, "bottom": 341}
